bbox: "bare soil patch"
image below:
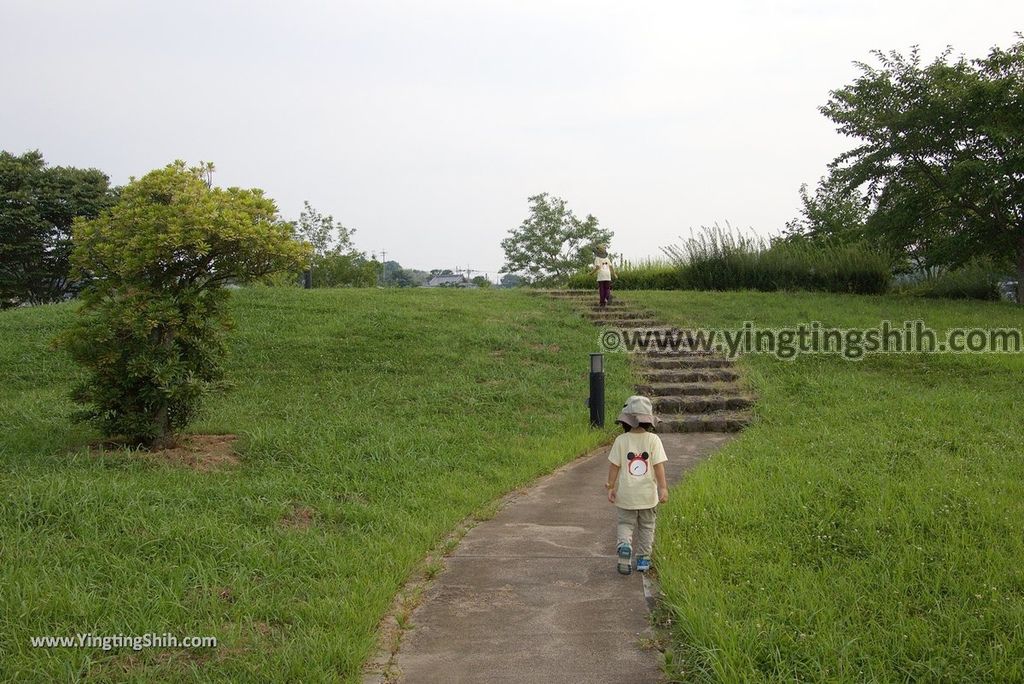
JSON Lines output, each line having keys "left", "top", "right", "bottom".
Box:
{"left": 91, "top": 434, "right": 241, "bottom": 472}
{"left": 144, "top": 435, "right": 240, "bottom": 472}
{"left": 279, "top": 505, "right": 316, "bottom": 530}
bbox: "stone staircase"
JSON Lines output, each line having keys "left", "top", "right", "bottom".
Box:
{"left": 540, "top": 290, "right": 754, "bottom": 433}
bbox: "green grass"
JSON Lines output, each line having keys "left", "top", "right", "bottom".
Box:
{"left": 0, "top": 287, "right": 630, "bottom": 682}
{"left": 618, "top": 290, "right": 1024, "bottom": 682}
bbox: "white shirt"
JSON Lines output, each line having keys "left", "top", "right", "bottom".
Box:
{"left": 594, "top": 257, "right": 612, "bottom": 281}
{"left": 608, "top": 431, "right": 667, "bottom": 509}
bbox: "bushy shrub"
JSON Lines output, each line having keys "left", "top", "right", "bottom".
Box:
{"left": 59, "top": 162, "right": 309, "bottom": 446}
{"left": 904, "top": 258, "right": 1003, "bottom": 301}
{"left": 61, "top": 285, "right": 232, "bottom": 443}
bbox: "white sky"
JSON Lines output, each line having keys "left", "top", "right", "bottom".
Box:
{"left": 2, "top": 1, "right": 1020, "bottom": 278}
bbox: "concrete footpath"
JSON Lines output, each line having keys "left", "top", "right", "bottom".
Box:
{"left": 392, "top": 432, "right": 732, "bottom": 684}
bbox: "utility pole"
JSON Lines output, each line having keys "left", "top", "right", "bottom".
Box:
{"left": 381, "top": 251, "right": 387, "bottom": 286}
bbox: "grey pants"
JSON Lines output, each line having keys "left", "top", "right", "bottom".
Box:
{"left": 617, "top": 507, "right": 657, "bottom": 556}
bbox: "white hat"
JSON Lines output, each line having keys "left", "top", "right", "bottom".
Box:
{"left": 616, "top": 395, "right": 660, "bottom": 428}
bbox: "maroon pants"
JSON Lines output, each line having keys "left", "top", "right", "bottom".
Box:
{"left": 598, "top": 280, "right": 611, "bottom": 306}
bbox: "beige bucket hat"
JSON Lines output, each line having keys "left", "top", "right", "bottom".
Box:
{"left": 616, "top": 395, "right": 660, "bottom": 428}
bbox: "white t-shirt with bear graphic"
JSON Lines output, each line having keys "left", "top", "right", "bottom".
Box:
{"left": 608, "top": 431, "right": 667, "bottom": 509}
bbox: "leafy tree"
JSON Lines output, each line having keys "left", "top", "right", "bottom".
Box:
{"left": 470, "top": 275, "right": 492, "bottom": 288}
{"left": 385, "top": 265, "right": 423, "bottom": 287}
{"left": 295, "top": 201, "right": 357, "bottom": 258}
{"left": 817, "top": 37, "right": 1024, "bottom": 301}
{"left": 315, "top": 252, "right": 378, "bottom": 288}
{"left": 784, "top": 176, "right": 869, "bottom": 244}
{"left": 0, "top": 150, "right": 114, "bottom": 306}
{"left": 59, "top": 161, "right": 309, "bottom": 446}
{"left": 500, "top": 193, "right": 613, "bottom": 285}
{"left": 404, "top": 269, "right": 430, "bottom": 286}
{"left": 500, "top": 273, "right": 525, "bottom": 288}
{"left": 292, "top": 201, "right": 372, "bottom": 287}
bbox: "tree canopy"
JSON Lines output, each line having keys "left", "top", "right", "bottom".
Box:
{"left": 500, "top": 193, "right": 613, "bottom": 285}
{"left": 291, "top": 201, "right": 376, "bottom": 287}
{"left": 0, "top": 150, "right": 114, "bottom": 306}
{"left": 790, "top": 36, "right": 1024, "bottom": 300}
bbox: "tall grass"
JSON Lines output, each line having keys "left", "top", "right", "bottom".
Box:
{"left": 566, "top": 257, "right": 684, "bottom": 290}
{"left": 568, "top": 226, "right": 891, "bottom": 294}
{"left": 664, "top": 224, "right": 891, "bottom": 295}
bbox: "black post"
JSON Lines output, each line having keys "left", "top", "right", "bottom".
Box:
{"left": 589, "top": 353, "right": 605, "bottom": 427}
{"left": 302, "top": 269, "right": 312, "bottom": 289}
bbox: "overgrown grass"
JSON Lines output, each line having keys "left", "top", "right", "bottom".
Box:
{"left": 0, "top": 287, "right": 630, "bottom": 682}
{"left": 898, "top": 258, "right": 1005, "bottom": 301}
{"left": 568, "top": 226, "right": 891, "bottom": 294}
{"left": 620, "top": 290, "right": 1024, "bottom": 682}
{"left": 567, "top": 258, "right": 684, "bottom": 291}
{"left": 665, "top": 226, "right": 891, "bottom": 294}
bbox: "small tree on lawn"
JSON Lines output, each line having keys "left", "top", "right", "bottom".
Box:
{"left": 59, "top": 161, "right": 310, "bottom": 447}
{"left": 500, "top": 193, "right": 613, "bottom": 285}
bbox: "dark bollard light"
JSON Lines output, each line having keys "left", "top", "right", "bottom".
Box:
{"left": 588, "top": 353, "right": 605, "bottom": 428}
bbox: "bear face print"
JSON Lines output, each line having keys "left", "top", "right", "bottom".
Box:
{"left": 626, "top": 451, "right": 650, "bottom": 476}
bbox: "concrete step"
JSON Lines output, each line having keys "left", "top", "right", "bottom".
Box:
{"left": 639, "top": 368, "right": 740, "bottom": 383}
{"left": 636, "top": 348, "right": 718, "bottom": 358}
{"left": 653, "top": 394, "right": 755, "bottom": 414}
{"left": 550, "top": 299, "right": 630, "bottom": 309}
{"left": 583, "top": 309, "right": 637, "bottom": 316}
{"left": 639, "top": 357, "right": 733, "bottom": 370}
{"left": 634, "top": 381, "right": 745, "bottom": 397}
{"left": 606, "top": 325, "right": 683, "bottom": 333}
{"left": 657, "top": 411, "right": 753, "bottom": 433}
{"left": 585, "top": 311, "right": 652, "bottom": 321}
{"left": 538, "top": 290, "right": 595, "bottom": 298}
{"left": 549, "top": 295, "right": 632, "bottom": 306}
{"left": 591, "top": 319, "right": 664, "bottom": 329}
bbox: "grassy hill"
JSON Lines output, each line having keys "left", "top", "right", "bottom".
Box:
{"left": 620, "top": 290, "right": 1024, "bottom": 682}
{"left": 0, "top": 287, "right": 630, "bottom": 682}
{"left": 6, "top": 285, "right": 1023, "bottom": 682}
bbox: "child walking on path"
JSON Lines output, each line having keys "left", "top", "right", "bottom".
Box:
{"left": 591, "top": 244, "right": 615, "bottom": 307}
{"left": 605, "top": 395, "right": 668, "bottom": 575}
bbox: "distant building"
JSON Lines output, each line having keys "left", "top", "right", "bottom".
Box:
{"left": 425, "top": 273, "right": 470, "bottom": 288}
